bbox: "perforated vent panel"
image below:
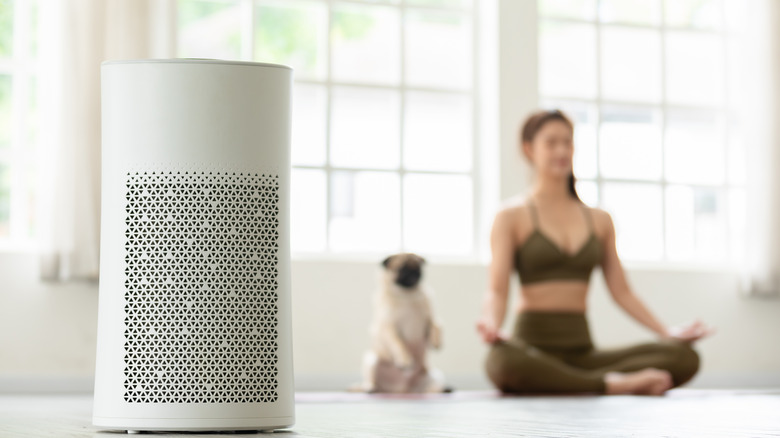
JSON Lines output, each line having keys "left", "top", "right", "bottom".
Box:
{"left": 123, "top": 171, "right": 279, "bottom": 403}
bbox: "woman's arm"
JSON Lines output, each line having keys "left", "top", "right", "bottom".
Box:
{"left": 599, "top": 210, "right": 671, "bottom": 338}
{"left": 477, "top": 208, "right": 516, "bottom": 343}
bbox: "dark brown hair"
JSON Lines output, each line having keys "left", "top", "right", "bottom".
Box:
{"left": 520, "top": 109, "right": 581, "bottom": 202}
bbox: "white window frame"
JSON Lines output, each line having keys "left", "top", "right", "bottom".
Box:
{"left": 177, "top": 0, "right": 497, "bottom": 264}
{"left": 500, "top": 0, "right": 745, "bottom": 273}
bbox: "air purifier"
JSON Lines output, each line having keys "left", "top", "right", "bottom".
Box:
{"left": 93, "top": 59, "right": 294, "bottom": 433}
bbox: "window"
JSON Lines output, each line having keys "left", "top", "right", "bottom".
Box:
{"left": 537, "top": 0, "right": 746, "bottom": 266}
{"left": 0, "top": 0, "right": 39, "bottom": 248}
{"left": 178, "top": 0, "right": 481, "bottom": 259}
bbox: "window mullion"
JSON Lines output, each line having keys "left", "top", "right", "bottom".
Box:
{"left": 9, "top": 0, "right": 32, "bottom": 244}
{"left": 594, "top": 0, "right": 603, "bottom": 208}
{"left": 470, "top": 0, "right": 480, "bottom": 258}
{"left": 399, "top": 0, "right": 407, "bottom": 252}
{"left": 324, "top": 0, "right": 334, "bottom": 254}
{"left": 720, "top": 0, "right": 731, "bottom": 261}
{"left": 660, "top": 0, "right": 668, "bottom": 261}
{"left": 241, "top": 0, "right": 255, "bottom": 61}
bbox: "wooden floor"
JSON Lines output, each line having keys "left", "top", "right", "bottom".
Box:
{"left": 1, "top": 389, "right": 779, "bottom": 437}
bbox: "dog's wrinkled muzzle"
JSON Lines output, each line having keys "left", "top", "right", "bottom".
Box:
{"left": 396, "top": 266, "right": 421, "bottom": 288}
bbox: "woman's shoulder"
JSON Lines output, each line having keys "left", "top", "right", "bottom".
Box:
{"left": 492, "top": 195, "right": 534, "bottom": 236}
{"left": 496, "top": 195, "right": 532, "bottom": 218}
{"left": 580, "top": 202, "right": 610, "bottom": 219}
{"left": 580, "top": 202, "right": 614, "bottom": 233}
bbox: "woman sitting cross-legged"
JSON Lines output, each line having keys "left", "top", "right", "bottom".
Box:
{"left": 477, "top": 109, "right": 716, "bottom": 395}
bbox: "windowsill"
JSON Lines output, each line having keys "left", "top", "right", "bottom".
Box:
{"left": 291, "top": 252, "right": 490, "bottom": 267}
{"left": 291, "top": 253, "right": 743, "bottom": 274}
{"left": 0, "top": 243, "right": 37, "bottom": 254}
{"left": 0, "top": 245, "right": 490, "bottom": 266}
{"left": 0, "top": 246, "right": 743, "bottom": 276}
{"left": 619, "top": 259, "right": 744, "bottom": 275}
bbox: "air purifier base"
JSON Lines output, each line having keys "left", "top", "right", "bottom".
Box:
{"left": 92, "top": 415, "right": 294, "bottom": 433}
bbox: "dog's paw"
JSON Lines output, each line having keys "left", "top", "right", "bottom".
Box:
{"left": 429, "top": 325, "right": 443, "bottom": 349}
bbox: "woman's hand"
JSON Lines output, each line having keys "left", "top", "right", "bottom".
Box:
{"left": 476, "top": 317, "right": 508, "bottom": 344}
{"left": 663, "top": 319, "right": 716, "bottom": 344}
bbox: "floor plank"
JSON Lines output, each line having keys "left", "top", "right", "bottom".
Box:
{"left": 0, "top": 389, "right": 778, "bottom": 437}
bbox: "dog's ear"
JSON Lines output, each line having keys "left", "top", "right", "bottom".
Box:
{"left": 381, "top": 255, "right": 393, "bottom": 269}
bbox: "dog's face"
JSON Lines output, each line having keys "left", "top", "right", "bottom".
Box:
{"left": 382, "top": 253, "right": 426, "bottom": 290}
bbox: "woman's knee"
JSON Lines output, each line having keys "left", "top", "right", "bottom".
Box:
{"left": 659, "top": 338, "right": 701, "bottom": 386}
{"left": 484, "top": 341, "right": 536, "bottom": 392}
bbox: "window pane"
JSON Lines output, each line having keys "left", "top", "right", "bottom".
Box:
{"left": 665, "top": 0, "right": 723, "bottom": 30}
{"left": 405, "top": 10, "right": 471, "bottom": 89}
{"left": 403, "top": 173, "right": 472, "bottom": 255}
{"left": 291, "top": 168, "right": 326, "bottom": 252}
{"left": 330, "top": 86, "right": 400, "bottom": 169}
{"left": 329, "top": 170, "right": 400, "bottom": 252}
{"left": 27, "top": 76, "right": 38, "bottom": 150}
{"left": 665, "top": 31, "right": 725, "bottom": 106}
{"left": 727, "top": 117, "right": 745, "bottom": 185}
{"left": 177, "top": 0, "right": 242, "bottom": 59}
{"left": 21, "top": 162, "right": 35, "bottom": 239}
{"left": 403, "top": 91, "right": 471, "bottom": 172}
{"left": 665, "top": 109, "right": 725, "bottom": 185}
{"left": 0, "top": 0, "right": 12, "bottom": 58}
{"left": 723, "top": 0, "right": 747, "bottom": 33}
{"left": 599, "top": 0, "right": 660, "bottom": 25}
{"left": 28, "top": 0, "right": 38, "bottom": 57}
{"left": 599, "top": 105, "right": 662, "bottom": 181}
{"left": 601, "top": 26, "right": 661, "bottom": 103}
{"left": 0, "top": 74, "right": 10, "bottom": 150}
{"left": 254, "top": 1, "right": 327, "bottom": 80}
{"left": 575, "top": 179, "right": 598, "bottom": 207}
{"left": 0, "top": 163, "right": 8, "bottom": 237}
{"left": 331, "top": 3, "right": 400, "bottom": 84}
{"left": 539, "top": 20, "right": 597, "bottom": 99}
{"left": 728, "top": 187, "right": 746, "bottom": 264}
{"left": 727, "top": 38, "right": 743, "bottom": 113}
{"left": 291, "top": 84, "right": 327, "bottom": 167}
{"left": 602, "top": 183, "right": 663, "bottom": 261}
{"left": 538, "top": 0, "right": 596, "bottom": 20}
{"left": 665, "top": 185, "right": 727, "bottom": 262}
{"left": 540, "top": 100, "right": 598, "bottom": 179}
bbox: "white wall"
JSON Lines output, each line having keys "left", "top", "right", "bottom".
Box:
{"left": 2, "top": 252, "right": 780, "bottom": 392}
{"left": 0, "top": 254, "right": 98, "bottom": 381}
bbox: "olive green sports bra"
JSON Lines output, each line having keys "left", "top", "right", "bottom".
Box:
{"left": 514, "top": 198, "right": 602, "bottom": 285}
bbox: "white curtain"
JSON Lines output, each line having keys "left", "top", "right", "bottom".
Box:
{"left": 736, "top": 0, "right": 780, "bottom": 297}
{"left": 36, "top": 0, "right": 175, "bottom": 281}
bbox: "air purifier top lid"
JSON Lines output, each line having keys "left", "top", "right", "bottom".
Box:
{"left": 101, "top": 58, "right": 292, "bottom": 70}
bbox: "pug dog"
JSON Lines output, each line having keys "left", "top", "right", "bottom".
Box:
{"left": 355, "top": 252, "right": 451, "bottom": 393}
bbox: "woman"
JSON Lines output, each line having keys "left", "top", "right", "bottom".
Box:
{"left": 477, "top": 109, "right": 716, "bottom": 395}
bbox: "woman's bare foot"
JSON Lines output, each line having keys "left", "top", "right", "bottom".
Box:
{"left": 604, "top": 368, "right": 673, "bottom": 396}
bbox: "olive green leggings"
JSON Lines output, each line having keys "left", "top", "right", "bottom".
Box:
{"left": 484, "top": 311, "right": 701, "bottom": 394}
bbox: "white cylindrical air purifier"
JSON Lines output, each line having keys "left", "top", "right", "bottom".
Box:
{"left": 93, "top": 59, "right": 294, "bottom": 432}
